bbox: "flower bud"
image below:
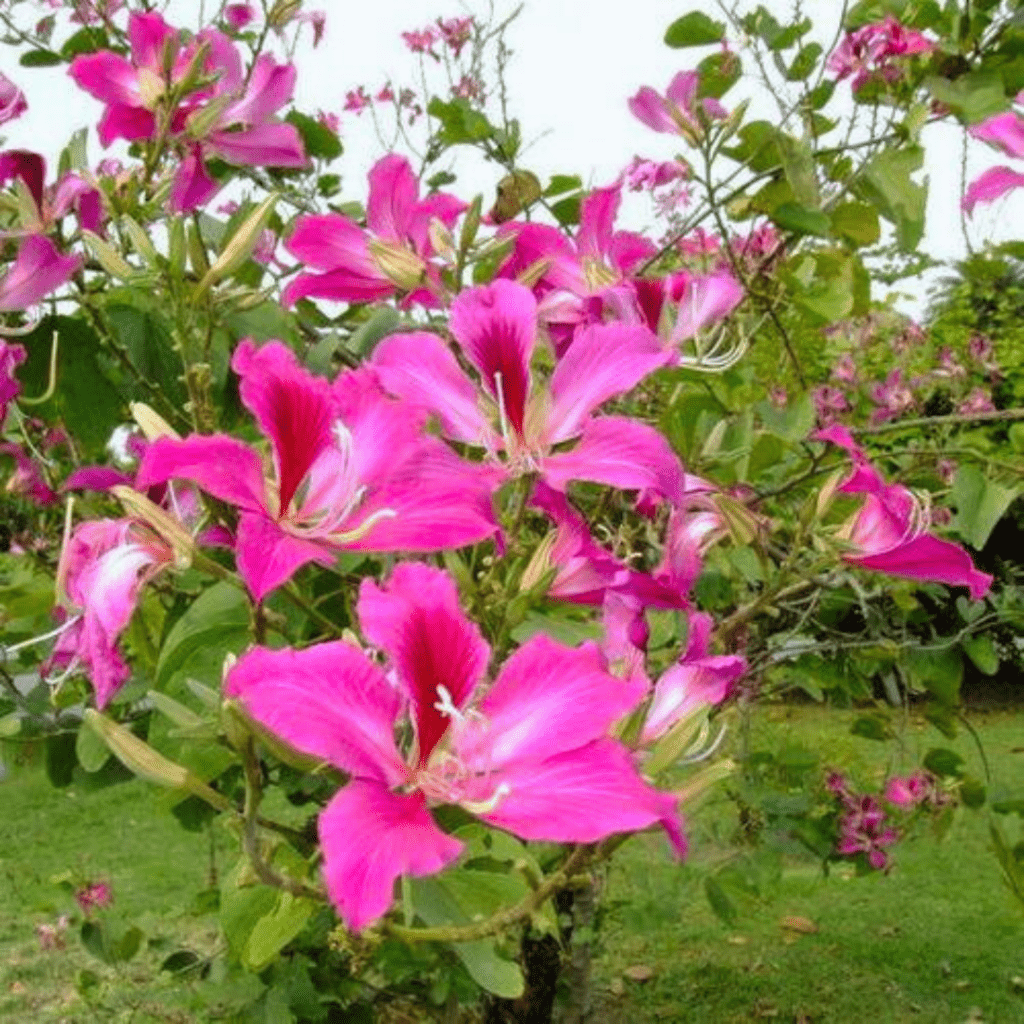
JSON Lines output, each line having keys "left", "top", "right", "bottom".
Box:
{"left": 196, "top": 193, "right": 278, "bottom": 296}
{"left": 368, "top": 238, "right": 427, "bottom": 291}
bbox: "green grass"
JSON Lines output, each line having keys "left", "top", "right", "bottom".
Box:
{"left": 595, "top": 708, "right": 1024, "bottom": 1024}
{"left": 2, "top": 709, "right": 1023, "bottom": 1023}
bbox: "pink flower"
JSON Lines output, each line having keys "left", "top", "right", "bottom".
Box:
{"left": 816, "top": 425, "right": 992, "bottom": 600}
{"left": 75, "top": 881, "right": 113, "bottom": 916}
{"left": 36, "top": 917, "right": 69, "bottom": 952}
{"left": 0, "top": 150, "right": 103, "bottom": 237}
{"left": 813, "top": 385, "right": 850, "bottom": 424}
{"left": 1, "top": 442, "right": 57, "bottom": 505}
{"left": 224, "top": 3, "right": 256, "bottom": 29}
{"left": 0, "top": 340, "right": 26, "bottom": 423}
{"left": 869, "top": 368, "right": 914, "bottom": 423}
{"left": 283, "top": 154, "right": 465, "bottom": 308}
{"left": 831, "top": 353, "right": 858, "bottom": 386}
{"left": 317, "top": 110, "right": 340, "bottom": 133}
{"left": 0, "top": 235, "right": 82, "bottom": 313}
{"left": 884, "top": 772, "right": 934, "bottom": 809}
{"left": 957, "top": 386, "right": 995, "bottom": 415}
{"left": 226, "top": 563, "right": 684, "bottom": 931}
{"left": 137, "top": 340, "right": 498, "bottom": 601}
{"left": 344, "top": 86, "right": 371, "bottom": 114}
{"left": 827, "top": 17, "right": 933, "bottom": 93}
{"left": 437, "top": 16, "right": 474, "bottom": 56}
{"left": 628, "top": 71, "right": 728, "bottom": 140}
{"left": 370, "top": 279, "right": 684, "bottom": 502}
{"left": 0, "top": 72, "right": 27, "bottom": 126}
{"left": 401, "top": 27, "right": 439, "bottom": 56}
{"left": 376, "top": 84, "right": 395, "bottom": 103}
{"left": 452, "top": 74, "right": 485, "bottom": 104}
{"left": 624, "top": 156, "right": 688, "bottom": 192}
{"left": 42, "top": 518, "right": 175, "bottom": 707}
{"left": 837, "top": 794, "right": 898, "bottom": 870}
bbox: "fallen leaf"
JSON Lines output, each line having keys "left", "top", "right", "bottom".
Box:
{"left": 8, "top": 981, "right": 26, "bottom": 995}
{"left": 780, "top": 915, "right": 818, "bottom": 935}
{"left": 623, "top": 964, "right": 654, "bottom": 983}
{"left": 608, "top": 977, "right": 625, "bottom": 996}
{"left": 879, "top": 924, "right": 901, "bottom": 938}
{"left": 954, "top": 980, "right": 972, "bottom": 991}
{"left": 726, "top": 935, "right": 749, "bottom": 945}
{"left": 1010, "top": 975, "right": 1024, "bottom": 992}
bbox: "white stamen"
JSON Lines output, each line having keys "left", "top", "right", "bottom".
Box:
{"left": 0, "top": 616, "right": 82, "bottom": 660}
{"left": 494, "top": 370, "right": 512, "bottom": 450}
{"left": 433, "top": 684, "right": 464, "bottom": 722}
{"left": 462, "top": 781, "right": 512, "bottom": 815}
{"left": 681, "top": 722, "right": 728, "bottom": 764}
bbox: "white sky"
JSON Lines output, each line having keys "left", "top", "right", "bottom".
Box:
{"left": 1, "top": 0, "right": 1019, "bottom": 317}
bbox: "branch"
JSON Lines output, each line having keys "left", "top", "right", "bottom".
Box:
{"left": 852, "top": 407, "right": 1024, "bottom": 435}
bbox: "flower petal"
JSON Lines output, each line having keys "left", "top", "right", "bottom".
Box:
{"left": 366, "top": 154, "right": 419, "bottom": 242}
{"left": 225, "top": 640, "right": 408, "bottom": 785}
{"left": 849, "top": 534, "right": 993, "bottom": 601}
{"left": 962, "top": 165, "right": 1024, "bottom": 214}
{"left": 358, "top": 563, "right": 490, "bottom": 765}
{"left": 449, "top": 280, "right": 537, "bottom": 437}
{"left": 235, "top": 509, "right": 335, "bottom": 601}
{"left": 0, "top": 235, "right": 81, "bottom": 312}
{"left": 542, "top": 415, "right": 684, "bottom": 501}
{"left": 547, "top": 323, "right": 667, "bottom": 442}
{"left": 319, "top": 781, "right": 463, "bottom": 931}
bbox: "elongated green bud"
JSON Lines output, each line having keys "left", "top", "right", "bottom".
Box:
{"left": 195, "top": 194, "right": 278, "bottom": 298}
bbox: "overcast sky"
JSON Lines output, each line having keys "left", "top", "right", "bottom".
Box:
{"left": 2, "top": 0, "right": 1020, "bottom": 316}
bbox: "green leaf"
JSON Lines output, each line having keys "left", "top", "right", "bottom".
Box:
{"left": 770, "top": 202, "right": 831, "bottom": 236}
{"left": 550, "top": 193, "right": 581, "bottom": 227}
{"left": 756, "top": 392, "right": 815, "bottom": 442}
{"left": 960, "top": 776, "right": 987, "bottom": 809}
{"left": 786, "top": 43, "right": 822, "bottom": 81}
{"left": 60, "top": 27, "right": 108, "bottom": 60}
{"left": 923, "top": 747, "right": 966, "bottom": 778}
{"left": 45, "top": 732, "right": 78, "bottom": 788}
{"left": 76, "top": 720, "right": 111, "bottom": 773}
{"left": 905, "top": 646, "right": 963, "bottom": 706}
{"left": 345, "top": 305, "right": 401, "bottom": 357}
{"left": 544, "top": 174, "right": 582, "bottom": 197}
{"left": 220, "top": 859, "right": 279, "bottom": 960}
{"left": 857, "top": 146, "right": 927, "bottom": 252}
{"left": 962, "top": 634, "right": 999, "bottom": 676}
{"left": 927, "top": 71, "right": 1007, "bottom": 124}
{"left": 851, "top": 714, "right": 893, "bottom": 741}
{"left": 776, "top": 132, "right": 821, "bottom": 208}
{"left": 156, "top": 582, "right": 251, "bottom": 688}
{"left": 285, "top": 111, "right": 342, "bottom": 161}
{"left": 20, "top": 49, "right": 62, "bottom": 67}
{"left": 427, "top": 97, "right": 494, "bottom": 145}
{"left": 244, "top": 893, "right": 315, "bottom": 971}
{"left": 697, "top": 50, "right": 742, "bottom": 98}
{"left": 830, "top": 202, "right": 881, "bottom": 246}
{"left": 951, "top": 464, "right": 1019, "bottom": 549}
{"left": 704, "top": 876, "right": 737, "bottom": 925}
{"left": 105, "top": 305, "right": 188, "bottom": 405}
{"left": 17, "top": 316, "right": 124, "bottom": 451}
{"left": 665, "top": 12, "right": 725, "bottom": 47}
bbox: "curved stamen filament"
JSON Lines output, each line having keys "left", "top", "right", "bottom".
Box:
{"left": 0, "top": 615, "right": 82, "bottom": 661}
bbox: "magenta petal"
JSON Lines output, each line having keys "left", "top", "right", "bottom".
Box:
{"left": 971, "top": 110, "right": 1024, "bottom": 160}
{"left": 480, "top": 738, "right": 683, "bottom": 847}
{"left": 577, "top": 184, "right": 621, "bottom": 261}
{"left": 136, "top": 434, "right": 266, "bottom": 512}
{"left": 542, "top": 415, "right": 684, "bottom": 501}
{"left": 547, "top": 323, "right": 668, "bottom": 442}
{"left": 370, "top": 331, "right": 493, "bottom": 444}
{"left": 319, "top": 782, "right": 463, "bottom": 931}
{"left": 168, "top": 149, "right": 219, "bottom": 213}
{"left": 607, "top": 230, "right": 657, "bottom": 276}
{"left": 69, "top": 52, "right": 140, "bottom": 107}
{"left": 231, "top": 339, "right": 335, "bottom": 514}
{"left": 0, "top": 235, "right": 81, "bottom": 312}
{"left": 496, "top": 221, "right": 584, "bottom": 293}
{"left": 235, "top": 510, "right": 335, "bottom": 600}
{"left": 849, "top": 534, "right": 993, "bottom": 600}
{"left": 98, "top": 103, "right": 155, "bottom": 146}
{"left": 129, "top": 12, "right": 177, "bottom": 70}
{"left": 62, "top": 466, "right": 133, "bottom": 492}
{"left": 223, "top": 54, "right": 296, "bottom": 124}
{"left": 207, "top": 122, "right": 308, "bottom": 168}
{"left": 449, "top": 280, "right": 537, "bottom": 436}
{"left": 225, "top": 640, "right": 407, "bottom": 784}
{"left": 366, "top": 154, "right": 419, "bottom": 242}
{"left": 671, "top": 271, "right": 744, "bottom": 344}
{"left": 358, "top": 563, "right": 490, "bottom": 764}
{"left": 962, "top": 165, "right": 1024, "bottom": 213}
{"left": 665, "top": 71, "right": 699, "bottom": 114}
{"left": 467, "top": 635, "right": 645, "bottom": 768}
{"left": 628, "top": 86, "right": 675, "bottom": 133}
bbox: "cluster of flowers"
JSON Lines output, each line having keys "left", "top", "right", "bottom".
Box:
{"left": 826, "top": 16, "right": 934, "bottom": 94}
{"left": 827, "top": 770, "right": 943, "bottom": 871}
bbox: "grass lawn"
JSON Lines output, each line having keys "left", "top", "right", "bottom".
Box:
{"left": 1, "top": 708, "right": 1023, "bottom": 1023}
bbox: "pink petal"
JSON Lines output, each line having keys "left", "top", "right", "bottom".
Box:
{"left": 480, "top": 738, "right": 685, "bottom": 852}
{"left": 465, "top": 635, "right": 645, "bottom": 768}
{"left": 849, "top": 534, "right": 992, "bottom": 600}
{"left": 547, "top": 323, "right": 668, "bottom": 442}
{"left": 235, "top": 509, "right": 336, "bottom": 601}
{"left": 542, "top": 415, "right": 684, "bottom": 501}
{"left": 129, "top": 12, "right": 176, "bottom": 71}
{"left": 98, "top": 103, "right": 156, "bottom": 147}
{"left": 319, "top": 781, "right": 462, "bottom": 931}
{"left": 449, "top": 280, "right": 537, "bottom": 437}
{"left": 62, "top": 466, "right": 133, "bottom": 492}
{"left": 671, "top": 271, "right": 744, "bottom": 345}
{"left": 496, "top": 221, "right": 584, "bottom": 294}
{"left": 0, "top": 151, "right": 45, "bottom": 206}
{"left": 606, "top": 229, "right": 657, "bottom": 276}
{"left": 168, "top": 149, "right": 219, "bottom": 213}
{"left": 68, "top": 52, "right": 140, "bottom": 108}
{"left": 225, "top": 640, "right": 408, "bottom": 784}
{"left": 136, "top": 434, "right": 266, "bottom": 512}
{"left": 577, "top": 184, "right": 621, "bottom": 261}
{"left": 207, "top": 122, "right": 308, "bottom": 168}
{"left": 222, "top": 54, "right": 295, "bottom": 124}
{"left": 628, "top": 86, "right": 675, "bottom": 133}
{"left": 358, "top": 563, "right": 490, "bottom": 765}
{"left": 0, "top": 235, "right": 81, "bottom": 312}
{"left": 665, "top": 71, "right": 699, "bottom": 113}
{"left": 231, "top": 339, "right": 335, "bottom": 514}
{"left": 971, "top": 110, "right": 1024, "bottom": 160}
{"left": 366, "top": 154, "right": 419, "bottom": 242}
{"left": 370, "top": 331, "right": 493, "bottom": 444}
{"left": 962, "top": 165, "right": 1024, "bottom": 214}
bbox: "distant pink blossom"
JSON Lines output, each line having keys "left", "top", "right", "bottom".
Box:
{"left": 452, "top": 74, "right": 485, "bottom": 103}
{"left": 813, "top": 385, "right": 850, "bottom": 424}
{"left": 75, "top": 881, "right": 113, "bottom": 916}
{"left": 0, "top": 72, "right": 27, "bottom": 126}
{"left": 438, "top": 16, "right": 474, "bottom": 56}
{"left": 957, "top": 387, "right": 995, "bottom": 415}
{"left": 376, "top": 84, "right": 395, "bottom": 103}
{"left": 831, "top": 353, "right": 858, "bottom": 386}
{"left": 628, "top": 71, "right": 728, "bottom": 140}
{"left": 36, "top": 916, "right": 69, "bottom": 951}
{"left": 624, "top": 157, "right": 688, "bottom": 192}
{"left": 827, "top": 16, "right": 933, "bottom": 93}
{"left": 1, "top": 442, "right": 57, "bottom": 505}
{"left": 227, "top": 562, "right": 684, "bottom": 931}
{"left": 402, "top": 26, "right": 440, "bottom": 56}
{"left": 885, "top": 772, "right": 934, "bottom": 809}
{"left": 317, "top": 110, "right": 340, "bottom": 133}
{"left": 869, "top": 368, "right": 915, "bottom": 423}
{"left": 344, "top": 86, "right": 371, "bottom": 114}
